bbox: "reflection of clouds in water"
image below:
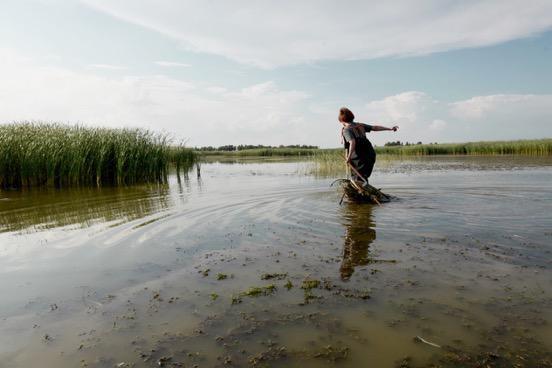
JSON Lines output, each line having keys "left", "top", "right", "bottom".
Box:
{"left": 340, "top": 203, "right": 376, "bottom": 281}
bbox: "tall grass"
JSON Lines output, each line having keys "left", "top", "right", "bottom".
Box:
{"left": 311, "top": 138, "right": 552, "bottom": 164}
{"left": 310, "top": 139, "right": 552, "bottom": 177}
{"left": 0, "top": 122, "right": 195, "bottom": 189}
{"left": 310, "top": 149, "right": 345, "bottom": 176}
{"left": 201, "top": 139, "right": 552, "bottom": 159}
{"left": 170, "top": 144, "right": 196, "bottom": 173}
{"left": 375, "top": 139, "right": 552, "bottom": 156}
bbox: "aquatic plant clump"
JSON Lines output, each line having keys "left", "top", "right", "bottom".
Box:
{"left": 331, "top": 179, "right": 393, "bottom": 205}
{"left": 0, "top": 122, "right": 195, "bottom": 189}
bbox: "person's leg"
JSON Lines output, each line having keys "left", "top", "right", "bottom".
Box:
{"left": 364, "top": 156, "right": 376, "bottom": 178}
{"left": 350, "top": 157, "right": 363, "bottom": 182}
{"left": 359, "top": 152, "right": 376, "bottom": 188}
{"left": 353, "top": 142, "right": 376, "bottom": 182}
{"left": 364, "top": 149, "right": 377, "bottom": 179}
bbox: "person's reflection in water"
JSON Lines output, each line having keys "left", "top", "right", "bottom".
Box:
{"left": 340, "top": 203, "right": 376, "bottom": 281}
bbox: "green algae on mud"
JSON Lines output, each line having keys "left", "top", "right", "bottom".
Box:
{"left": 231, "top": 284, "right": 278, "bottom": 304}
{"left": 260, "top": 272, "right": 288, "bottom": 280}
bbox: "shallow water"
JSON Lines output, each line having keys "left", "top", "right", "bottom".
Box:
{"left": 0, "top": 156, "right": 551, "bottom": 367}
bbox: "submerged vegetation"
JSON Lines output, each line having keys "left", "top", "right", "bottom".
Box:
{"left": 0, "top": 123, "right": 195, "bottom": 189}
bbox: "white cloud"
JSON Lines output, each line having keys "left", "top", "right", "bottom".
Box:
{"left": 87, "top": 63, "right": 127, "bottom": 70}
{"left": 358, "top": 92, "right": 552, "bottom": 145}
{"left": 450, "top": 94, "right": 545, "bottom": 120}
{"left": 0, "top": 48, "right": 312, "bottom": 147}
{"left": 154, "top": 61, "right": 192, "bottom": 68}
{"left": 82, "top": 0, "right": 552, "bottom": 68}
{"left": 365, "top": 91, "right": 437, "bottom": 124}
{"left": 2, "top": 48, "right": 551, "bottom": 147}
{"left": 429, "top": 119, "right": 447, "bottom": 131}
{"left": 205, "top": 86, "right": 228, "bottom": 94}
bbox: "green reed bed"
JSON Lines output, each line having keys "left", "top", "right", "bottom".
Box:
{"left": 310, "top": 149, "right": 345, "bottom": 176}
{"left": 170, "top": 145, "right": 196, "bottom": 174}
{"left": 0, "top": 123, "right": 195, "bottom": 189}
{"left": 312, "top": 139, "right": 552, "bottom": 164}
{"left": 376, "top": 139, "right": 552, "bottom": 156}
{"left": 310, "top": 139, "right": 552, "bottom": 177}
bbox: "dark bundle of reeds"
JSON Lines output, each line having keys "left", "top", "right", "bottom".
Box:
{"left": 332, "top": 179, "right": 392, "bottom": 205}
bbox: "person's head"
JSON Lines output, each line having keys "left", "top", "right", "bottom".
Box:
{"left": 338, "top": 107, "right": 355, "bottom": 124}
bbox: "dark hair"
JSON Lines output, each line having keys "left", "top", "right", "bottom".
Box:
{"left": 339, "top": 107, "right": 355, "bottom": 123}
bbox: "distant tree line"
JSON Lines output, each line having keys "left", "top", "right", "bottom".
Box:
{"left": 195, "top": 144, "right": 319, "bottom": 151}
{"left": 384, "top": 141, "right": 426, "bottom": 147}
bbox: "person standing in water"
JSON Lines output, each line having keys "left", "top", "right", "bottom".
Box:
{"left": 339, "top": 107, "right": 399, "bottom": 185}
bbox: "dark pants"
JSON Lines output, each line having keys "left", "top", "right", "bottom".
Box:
{"left": 350, "top": 140, "right": 376, "bottom": 181}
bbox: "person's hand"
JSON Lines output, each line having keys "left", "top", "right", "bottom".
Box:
{"left": 392, "top": 125, "right": 399, "bottom": 132}
{"left": 345, "top": 157, "right": 352, "bottom": 164}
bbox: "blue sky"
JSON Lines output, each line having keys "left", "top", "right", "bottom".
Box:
{"left": 1, "top": 0, "right": 551, "bottom": 147}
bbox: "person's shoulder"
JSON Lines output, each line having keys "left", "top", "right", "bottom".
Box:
{"left": 342, "top": 126, "right": 353, "bottom": 135}
{"left": 343, "top": 124, "right": 356, "bottom": 132}
{"left": 342, "top": 126, "right": 355, "bottom": 140}
{"left": 361, "top": 123, "right": 373, "bottom": 131}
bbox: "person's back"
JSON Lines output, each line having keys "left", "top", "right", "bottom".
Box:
{"left": 342, "top": 122, "right": 377, "bottom": 181}
{"left": 338, "top": 107, "right": 399, "bottom": 184}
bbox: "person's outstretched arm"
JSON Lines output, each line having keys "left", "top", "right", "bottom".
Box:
{"left": 371, "top": 125, "right": 399, "bottom": 132}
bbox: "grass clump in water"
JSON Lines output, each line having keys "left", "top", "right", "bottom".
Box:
{"left": 301, "top": 279, "right": 321, "bottom": 290}
{"left": 260, "top": 272, "right": 288, "bottom": 280}
{"left": 0, "top": 122, "right": 195, "bottom": 189}
{"left": 300, "top": 278, "right": 321, "bottom": 304}
{"left": 242, "top": 284, "right": 277, "bottom": 297}
{"left": 232, "top": 284, "right": 277, "bottom": 304}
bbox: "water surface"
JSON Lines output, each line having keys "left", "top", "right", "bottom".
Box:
{"left": 1, "top": 156, "right": 551, "bottom": 367}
